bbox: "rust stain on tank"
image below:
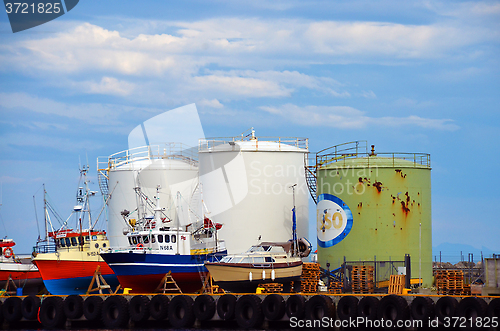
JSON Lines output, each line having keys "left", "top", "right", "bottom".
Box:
{"left": 373, "top": 181, "right": 383, "bottom": 193}
{"left": 358, "top": 202, "right": 363, "bottom": 208}
{"left": 401, "top": 192, "right": 411, "bottom": 215}
{"left": 395, "top": 169, "right": 407, "bottom": 178}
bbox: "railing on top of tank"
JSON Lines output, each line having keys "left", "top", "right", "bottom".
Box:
{"left": 97, "top": 143, "right": 198, "bottom": 172}
{"left": 316, "top": 141, "right": 430, "bottom": 169}
{"left": 199, "top": 136, "right": 309, "bottom": 151}
{"left": 317, "top": 140, "right": 369, "bottom": 157}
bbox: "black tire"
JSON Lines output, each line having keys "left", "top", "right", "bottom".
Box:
{"left": 3, "top": 297, "right": 23, "bottom": 323}
{"left": 262, "top": 294, "right": 286, "bottom": 321}
{"left": 64, "top": 294, "right": 83, "bottom": 319}
{"left": 235, "top": 295, "right": 264, "bottom": 329}
{"left": 217, "top": 294, "right": 237, "bottom": 320}
{"left": 411, "top": 296, "right": 435, "bottom": 321}
{"left": 337, "top": 296, "right": 358, "bottom": 321}
{"left": 305, "top": 295, "right": 335, "bottom": 320}
{"left": 488, "top": 298, "right": 500, "bottom": 319}
{"left": 101, "top": 295, "right": 130, "bottom": 329}
{"left": 168, "top": 295, "right": 195, "bottom": 328}
{"left": 377, "top": 295, "right": 410, "bottom": 324}
{"left": 83, "top": 296, "right": 103, "bottom": 322}
{"left": 457, "top": 297, "right": 487, "bottom": 322}
{"left": 39, "top": 296, "right": 66, "bottom": 329}
{"left": 436, "top": 296, "right": 458, "bottom": 323}
{"left": 129, "top": 295, "right": 150, "bottom": 323}
{"left": 286, "top": 295, "right": 306, "bottom": 319}
{"left": 358, "top": 296, "right": 379, "bottom": 320}
{"left": 22, "top": 295, "right": 41, "bottom": 320}
{"left": 149, "top": 294, "right": 169, "bottom": 320}
{"left": 194, "top": 294, "right": 216, "bottom": 322}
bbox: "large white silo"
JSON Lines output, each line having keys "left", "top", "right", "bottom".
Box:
{"left": 198, "top": 133, "right": 309, "bottom": 254}
{"left": 98, "top": 143, "right": 199, "bottom": 248}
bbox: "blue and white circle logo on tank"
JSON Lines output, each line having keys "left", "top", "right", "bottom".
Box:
{"left": 317, "top": 193, "right": 353, "bottom": 248}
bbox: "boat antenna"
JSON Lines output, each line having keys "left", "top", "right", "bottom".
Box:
{"left": 176, "top": 191, "right": 181, "bottom": 255}
{"left": 0, "top": 181, "right": 7, "bottom": 236}
{"left": 290, "top": 184, "right": 298, "bottom": 257}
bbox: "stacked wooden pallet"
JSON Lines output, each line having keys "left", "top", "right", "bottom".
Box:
{"left": 328, "top": 281, "right": 343, "bottom": 294}
{"left": 301, "top": 262, "right": 321, "bottom": 293}
{"left": 435, "top": 270, "right": 465, "bottom": 295}
{"left": 388, "top": 274, "right": 405, "bottom": 294}
{"left": 352, "top": 265, "right": 374, "bottom": 294}
{"left": 258, "top": 283, "right": 283, "bottom": 293}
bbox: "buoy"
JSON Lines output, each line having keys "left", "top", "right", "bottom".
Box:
{"left": 271, "top": 269, "right": 275, "bottom": 281}
{"left": 262, "top": 270, "right": 266, "bottom": 280}
{"left": 4, "top": 247, "right": 13, "bottom": 258}
{"left": 249, "top": 272, "right": 253, "bottom": 281}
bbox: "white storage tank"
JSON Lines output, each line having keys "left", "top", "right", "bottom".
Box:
{"left": 198, "top": 131, "right": 309, "bottom": 254}
{"left": 98, "top": 143, "right": 199, "bottom": 248}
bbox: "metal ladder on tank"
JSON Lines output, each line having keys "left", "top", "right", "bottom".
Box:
{"left": 304, "top": 153, "right": 317, "bottom": 204}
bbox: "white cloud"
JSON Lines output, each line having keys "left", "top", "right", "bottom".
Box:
{"left": 82, "top": 77, "right": 136, "bottom": 96}
{"left": 260, "top": 104, "right": 460, "bottom": 130}
{"left": 1, "top": 16, "right": 494, "bottom": 79}
{"left": 198, "top": 99, "right": 224, "bottom": 108}
{"left": 0, "top": 92, "right": 153, "bottom": 127}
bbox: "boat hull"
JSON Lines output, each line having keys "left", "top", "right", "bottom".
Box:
{"left": 101, "top": 250, "right": 226, "bottom": 294}
{"left": 0, "top": 264, "right": 44, "bottom": 295}
{"left": 34, "top": 257, "right": 119, "bottom": 295}
{"left": 205, "top": 261, "right": 303, "bottom": 293}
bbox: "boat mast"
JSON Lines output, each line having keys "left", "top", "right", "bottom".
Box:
{"left": 176, "top": 191, "right": 181, "bottom": 255}
{"left": 43, "top": 184, "right": 49, "bottom": 243}
{"left": 290, "top": 184, "right": 298, "bottom": 257}
{"left": 153, "top": 185, "right": 161, "bottom": 248}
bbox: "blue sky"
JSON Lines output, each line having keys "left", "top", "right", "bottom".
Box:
{"left": 0, "top": 0, "right": 499, "bottom": 256}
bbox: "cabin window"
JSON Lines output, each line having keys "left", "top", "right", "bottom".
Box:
{"left": 143, "top": 235, "right": 149, "bottom": 244}
{"left": 78, "top": 237, "right": 84, "bottom": 246}
{"left": 71, "top": 237, "right": 78, "bottom": 246}
{"left": 240, "top": 257, "right": 252, "bottom": 263}
{"left": 128, "top": 237, "right": 133, "bottom": 245}
{"left": 85, "top": 236, "right": 90, "bottom": 241}
{"left": 157, "top": 235, "right": 163, "bottom": 243}
{"left": 136, "top": 236, "right": 142, "bottom": 244}
{"left": 95, "top": 243, "right": 99, "bottom": 249}
{"left": 220, "top": 256, "right": 232, "bottom": 263}
{"left": 265, "top": 257, "right": 275, "bottom": 263}
{"left": 165, "top": 235, "right": 170, "bottom": 243}
{"left": 151, "top": 235, "right": 156, "bottom": 243}
{"left": 132, "top": 237, "right": 137, "bottom": 245}
{"left": 102, "top": 243, "right": 107, "bottom": 248}
{"left": 171, "top": 235, "right": 176, "bottom": 243}
{"left": 60, "top": 239, "right": 65, "bottom": 247}
{"left": 253, "top": 257, "right": 265, "bottom": 263}
{"left": 92, "top": 235, "right": 97, "bottom": 240}
{"left": 269, "top": 246, "right": 285, "bottom": 253}
{"left": 247, "top": 246, "right": 265, "bottom": 252}
{"left": 65, "top": 238, "right": 71, "bottom": 247}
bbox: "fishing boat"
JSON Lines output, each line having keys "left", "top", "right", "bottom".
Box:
{"left": 32, "top": 165, "right": 119, "bottom": 295}
{"left": 205, "top": 238, "right": 311, "bottom": 293}
{"left": 101, "top": 186, "right": 227, "bottom": 294}
{"left": 0, "top": 238, "right": 43, "bottom": 295}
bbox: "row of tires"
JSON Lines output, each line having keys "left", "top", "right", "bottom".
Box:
{"left": 1, "top": 294, "right": 499, "bottom": 329}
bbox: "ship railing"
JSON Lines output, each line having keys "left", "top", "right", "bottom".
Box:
{"left": 199, "top": 136, "right": 308, "bottom": 152}
{"left": 33, "top": 244, "right": 57, "bottom": 254}
{"left": 97, "top": 142, "right": 199, "bottom": 173}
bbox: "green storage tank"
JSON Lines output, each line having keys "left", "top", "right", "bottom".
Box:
{"left": 315, "top": 141, "right": 432, "bottom": 287}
